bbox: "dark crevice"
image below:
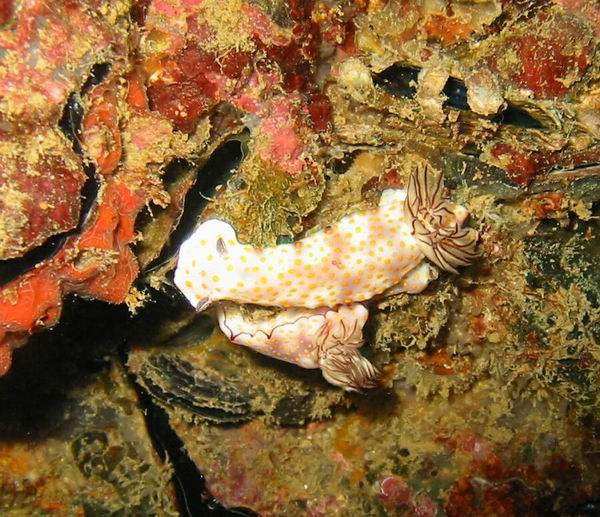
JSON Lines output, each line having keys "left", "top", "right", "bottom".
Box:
{"left": 373, "top": 64, "right": 419, "bottom": 98}
{"left": 442, "top": 76, "right": 469, "bottom": 111}
{"left": 491, "top": 105, "right": 543, "bottom": 129}
{"left": 143, "top": 136, "right": 246, "bottom": 275}
{"left": 81, "top": 62, "right": 112, "bottom": 94}
{"left": 61, "top": 90, "right": 85, "bottom": 153}
{"left": 549, "top": 162, "right": 600, "bottom": 173}
{"left": 63, "top": 62, "right": 111, "bottom": 154}
{"left": 373, "top": 63, "right": 543, "bottom": 129}
{"left": 120, "top": 346, "right": 258, "bottom": 517}
{"left": 132, "top": 157, "right": 197, "bottom": 262}
{"left": 328, "top": 149, "right": 362, "bottom": 175}
{"left": 0, "top": 297, "right": 128, "bottom": 441}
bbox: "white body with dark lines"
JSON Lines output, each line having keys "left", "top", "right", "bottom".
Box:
{"left": 217, "top": 302, "right": 377, "bottom": 391}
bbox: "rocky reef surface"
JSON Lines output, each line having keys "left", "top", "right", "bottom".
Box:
{"left": 1, "top": 0, "right": 600, "bottom": 515}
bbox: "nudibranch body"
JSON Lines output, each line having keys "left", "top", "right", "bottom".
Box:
{"left": 174, "top": 166, "right": 479, "bottom": 391}
{"left": 217, "top": 302, "right": 377, "bottom": 391}
{"left": 175, "top": 182, "right": 459, "bottom": 311}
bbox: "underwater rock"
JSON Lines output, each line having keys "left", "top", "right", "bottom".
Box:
{"left": 1, "top": 1, "right": 600, "bottom": 515}
{"left": 0, "top": 299, "right": 178, "bottom": 515}
{"left": 0, "top": 128, "right": 85, "bottom": 260}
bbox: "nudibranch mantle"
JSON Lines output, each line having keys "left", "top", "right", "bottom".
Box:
{"left": 175, "top": 188, "right": 438, "bottom": 311}
{"left": 217, "top": 302, "right": 377, "bottom": 391}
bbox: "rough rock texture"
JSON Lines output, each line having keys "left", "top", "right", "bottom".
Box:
{"left": 1, "top": 1, "right": 600, "bottom": 515}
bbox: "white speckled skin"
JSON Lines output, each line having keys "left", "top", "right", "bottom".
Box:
{"left": 217, "top": 303, "right": 366, "bottom": 367}
{"left": 174, "top": 189, "right": 435, "bottom": 311}
{"left": 217, "top": 302, "right": 378, "bottom": 391}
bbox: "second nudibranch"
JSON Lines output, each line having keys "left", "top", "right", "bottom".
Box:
{"left": 175, "top": 167, "right": 478, "bottom": 312}
{"left": 217, "top": 302, "right": 377, "bottom": 391}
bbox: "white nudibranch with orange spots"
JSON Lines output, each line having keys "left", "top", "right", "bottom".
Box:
{"left": 174, "top": 166, "right": 479, "bottom": 391}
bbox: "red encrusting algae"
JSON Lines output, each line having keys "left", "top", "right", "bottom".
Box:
{"left": 0, "top": 180, "right": 145, "bottom": 374}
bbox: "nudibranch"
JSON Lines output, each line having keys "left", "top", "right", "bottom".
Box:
{"left": 217, "top": 302, "right": 377, "bottom": 391}
{"left": 174, "top": 166, "right": 477, "bottom": 311}
{"left": 174, "top": 165, "right": 478, "bottom": 390}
